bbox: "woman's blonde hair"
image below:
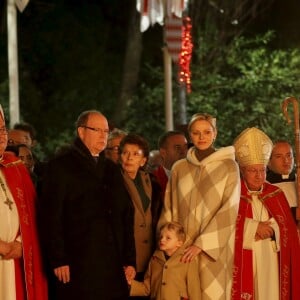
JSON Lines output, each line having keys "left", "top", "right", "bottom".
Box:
{"left": 188, "top": 113, "right": 217, "bottom": 132}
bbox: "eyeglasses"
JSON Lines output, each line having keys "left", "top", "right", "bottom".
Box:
{"left": 121, "top": 150, "right": 144, "bottom": 158}
{"left": 106, "top": 146, "right": 119, "bottom": 152}
{"left": 81, "top": 126, "right": 109, "bottom": 134}
{"left": 0, "top": 127, "right": 8, "bottom": 135}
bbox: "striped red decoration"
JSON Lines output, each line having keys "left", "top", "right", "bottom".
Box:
{"left": 164, "top": 14, "right": 183, "bottom": 63}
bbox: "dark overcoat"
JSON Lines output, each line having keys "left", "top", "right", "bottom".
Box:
{"left": 39, "top": 138, "right": 135, "bottom": 300}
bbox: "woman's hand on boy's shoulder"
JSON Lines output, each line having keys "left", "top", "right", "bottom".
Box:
{"left": 181, "top": 245, "right": 201, "bottom": 263}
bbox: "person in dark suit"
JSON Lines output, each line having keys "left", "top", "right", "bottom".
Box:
{"left": 267, "top": 140, "right": 298, "bottom": 222}
{"left": 39, "top": 110, "right": 136, "bottom": 300}
{"left": 152, "top": 130, "right": 188, "bottom": 199}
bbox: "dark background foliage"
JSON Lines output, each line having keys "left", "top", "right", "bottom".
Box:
{"left": 1, "top": 0, "right": 300, "bottom": 157}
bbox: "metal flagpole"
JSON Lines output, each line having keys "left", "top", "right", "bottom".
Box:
{"left": 137, "top": 0, "right": 184, "bottom": 132}
{"left": 7, "top": 0, "right": 30, "bottom": 127}
{"left": 7, "top": 0, "right": 20, "bottom": 127}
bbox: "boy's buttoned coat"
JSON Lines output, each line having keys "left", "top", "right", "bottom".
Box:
{"left": 130, "top": 247, "right": 201, "bottom": 300}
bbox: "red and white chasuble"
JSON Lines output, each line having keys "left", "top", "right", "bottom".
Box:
{"left": 0, "top": 153, "right": 47, "bottom": 300}
{"left": 232, "top": 180, "right": 300, "bottom": 300}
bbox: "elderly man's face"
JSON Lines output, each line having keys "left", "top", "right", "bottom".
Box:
{"left": 77, "top": 113, "right": 109, "bottom": 156}
{"left": 105, "top": 136, "right": 124, "bottom": 164}
{"left": 241, "top": 164, "right": 266, "bottom": 191}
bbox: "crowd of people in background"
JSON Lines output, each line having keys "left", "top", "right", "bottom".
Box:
{"left": 0, "top": 107, "right": 300, "bottom": 300}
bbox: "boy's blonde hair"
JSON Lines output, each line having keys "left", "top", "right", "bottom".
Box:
{"left": 160, "top": 221, "right": 186, "bottom": 242}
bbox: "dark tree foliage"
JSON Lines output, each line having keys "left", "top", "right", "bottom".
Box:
{"left": 1, "top": 0, "right": 133, "bottom": 156}
{"left": 1, "top": 0, "right": 300, "bottom": 155}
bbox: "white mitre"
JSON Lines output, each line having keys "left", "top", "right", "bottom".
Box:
{"left": 234, "top": 127, "right": 273, "bottom": 167}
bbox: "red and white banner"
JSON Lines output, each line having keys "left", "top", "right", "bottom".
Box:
{"left": 15, "top": 0, "right": 30, "bottom": 12}
{"left": 164, "top": 14, "right": 182, "bottom": 63}
{"left": 136, "top": 0, "right": 184, "bottom": 32}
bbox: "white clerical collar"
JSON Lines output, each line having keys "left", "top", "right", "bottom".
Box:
{"left": 163, "top": 166, "right": 171, "bottom": 179}
{"left": 245, "top": 182, "right": 263, "bottom": 196}
{"left": 282, "top": 174, "right": 289, "bottom": 179}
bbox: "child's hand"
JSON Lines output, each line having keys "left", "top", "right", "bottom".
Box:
{"left": 124, "top": 265, "right": 136, "bottom": 285}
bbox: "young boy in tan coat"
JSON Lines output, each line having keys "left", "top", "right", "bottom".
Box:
{"left": 126, "top": 221, "right": 201, "bottom": 300}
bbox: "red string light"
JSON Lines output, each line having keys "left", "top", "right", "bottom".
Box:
{"left": 178, "top": 16, "right": 193, "bottom": 93}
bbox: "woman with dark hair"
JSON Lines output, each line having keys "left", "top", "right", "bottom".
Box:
{"left": 119, "top": 134, "right": 162, "bottom": 287}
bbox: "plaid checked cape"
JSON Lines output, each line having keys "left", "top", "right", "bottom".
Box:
{"left": 158, "top": 146, "right": 240, "bottom": 300}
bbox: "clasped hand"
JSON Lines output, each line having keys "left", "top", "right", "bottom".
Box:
{"left": 0, "top": 240, "right": 22, "bottom": 259}
{"left": 255, "top": 221, "right": 274, "bottom": 241}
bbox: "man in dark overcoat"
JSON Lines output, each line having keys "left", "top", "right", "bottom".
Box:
{"left": 39, "top": 110, "right": 135, "bottom": 300}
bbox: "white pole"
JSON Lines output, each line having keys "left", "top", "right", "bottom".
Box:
{"left": 7, "top": 0, "right": 20, "bottom": 127}
{"left": 163, "top": 46, "right": 174, "bottom": 131}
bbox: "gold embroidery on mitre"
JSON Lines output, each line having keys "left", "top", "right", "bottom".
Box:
{"left": 234, "top": 127, "right": 273, "bottom": 167}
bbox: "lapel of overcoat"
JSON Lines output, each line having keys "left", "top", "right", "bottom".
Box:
{"left": 123, "top": 170, "right": 152, "bottom": 216}
{"left": 72, "top": 137, "right": 107, "bottom": 182}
